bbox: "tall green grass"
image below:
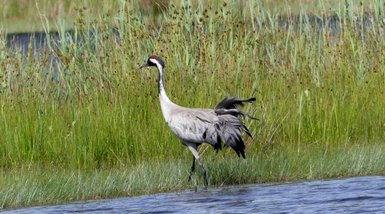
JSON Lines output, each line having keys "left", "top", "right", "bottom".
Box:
{"left": 1, "top": 0, "right": 385, "bottom": 209}
{"left": 2, "top": 143, "right": 385, "bottom": 209}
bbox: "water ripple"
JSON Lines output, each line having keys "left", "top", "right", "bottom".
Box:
{"left": 5, "top": 176, "right": 385, "bottom": 213}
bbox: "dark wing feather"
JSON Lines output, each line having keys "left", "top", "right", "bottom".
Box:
{"left": 217, "top": 115, "right": 246, "bottom": 158}
{"left": 194, "top": 97, "right": 256, "bottom": 158}
{"left": 202, "top": 114, "right": 249, "bottom": 158}
{"left": 215, "top": 97, "right": 256, "bottom": 110}
{"left": 202, "top": 97, "right": 256, "bottom": 158}
{"left": 215, "top": 97, "right": 257, "bottom": 119}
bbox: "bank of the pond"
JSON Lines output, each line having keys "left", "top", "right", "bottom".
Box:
{"left": 1, "top": 0, "right": 385, "bottom": 211}
{"left": 0, "top": 0, "right": 374, "bottom": 33}
{"left": 2, "top": 142, "right": 385, "bottom": 210}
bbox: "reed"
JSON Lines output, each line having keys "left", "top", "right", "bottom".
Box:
{"left": 1, "top": 0, "right": 385, "bottom": 209}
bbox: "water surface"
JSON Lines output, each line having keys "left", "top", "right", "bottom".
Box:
{"left": 5, "top": 176, "right": 385, "bottom": 213}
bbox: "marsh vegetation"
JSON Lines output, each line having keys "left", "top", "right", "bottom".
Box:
{"left": 1, "top": 0, "right": 385, "bottom": 209}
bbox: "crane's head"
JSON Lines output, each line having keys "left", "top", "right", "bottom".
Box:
{"left": 139, "top": 55, "right": 165, "bottom": 70}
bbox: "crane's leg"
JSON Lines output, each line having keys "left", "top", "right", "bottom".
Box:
{"left": 187, "top": 144, "right": 208, "bottom": 187}
{"left": 188, "top": 156, "right": 195, "bottom": 182}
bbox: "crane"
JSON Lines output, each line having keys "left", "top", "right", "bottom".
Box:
{"left": 139, "top": 55, "right": 256, "bottom": 186}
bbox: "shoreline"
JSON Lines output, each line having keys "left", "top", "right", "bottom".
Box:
{"left": 2, "top": 142, "right": 385, "bottom": 210}
{"left": 1, "top": 0, "right": 385, "bottom": 210}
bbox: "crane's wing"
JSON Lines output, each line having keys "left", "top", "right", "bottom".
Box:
{"left": 209, "top": 96, "right": 256, "bottom": 158}
{"left": 195, "top": 108, "right": 253, "bottom": 158}
{"left": 167, "top": 109, "right": 216, "bottom": 144}
{"left": 214, "top": 97, "right": 256, "bottom": 119}
{"left": 167, "top": 96, "right": 256, "bottom": 159}
{"left": 215, "top": 97, "right": 255, "bottom": 109}
{"left": 193, "top": 112, "right": 250, "bottom": 158}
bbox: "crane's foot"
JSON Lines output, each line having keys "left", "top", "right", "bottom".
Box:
{"left": 200, "top": 165, "right": 208, "bottom": 187}
{"left": 188, "top": 173, "right": 193, "bottom": 182}
{"left": 186, "top": 145, "right": 208, "bottom": 186}
{"left": 188, "top": 161, "right": 208, "bottom": 187}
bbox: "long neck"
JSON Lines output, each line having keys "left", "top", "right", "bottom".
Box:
{"left": 156, "top": 63, "right": 179, "bottom": 122}
{"left": 157, "top": 64, "right": 166, "bottom": 95}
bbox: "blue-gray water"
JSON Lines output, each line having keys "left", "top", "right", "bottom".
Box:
{"left": 5, "top": 176, "right": 385, "bottom": 213}
{"left": 5, "top": 14, "right": 375, "bottom": 56}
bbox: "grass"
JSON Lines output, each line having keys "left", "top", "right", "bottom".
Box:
{"left": 2, "top": 143, "right": 385, "bottom": 209}
{"left": 1, "top": 0, "right": 385, "bottom": 210}
{"left": 0, "top": 0, "right": 379, "bottom": 33}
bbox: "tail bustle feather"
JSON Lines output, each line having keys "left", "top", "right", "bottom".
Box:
{"left": 203, "top": 96, "right": 255, "bottom": 158}
{"left": 215, "top": 97, "right": 256, "bottom": 110}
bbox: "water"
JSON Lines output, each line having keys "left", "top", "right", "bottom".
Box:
{"left": 5, "top": 14, "right": 376, "bottom": 56}
{"left": 5, "top": 176, "right": 385, "bottom": 213}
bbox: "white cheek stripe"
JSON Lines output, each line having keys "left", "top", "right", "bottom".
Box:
{"left": 149, "top": 58, "right": 158, "bottom": 64}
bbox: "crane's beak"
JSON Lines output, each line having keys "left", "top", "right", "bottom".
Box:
{"left": 139, "top": 63, "right": 149, "bottom": 69}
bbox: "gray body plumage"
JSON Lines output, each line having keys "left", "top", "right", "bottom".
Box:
{"left": 140, "top": 55, "right": 255, "bottom": 186}
{"left": 167, "top": 106, "right": 250, "bottom": 158}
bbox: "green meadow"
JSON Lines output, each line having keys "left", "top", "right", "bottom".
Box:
{"left": 1, "top": 0, "right": 385, "bottom": 209}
